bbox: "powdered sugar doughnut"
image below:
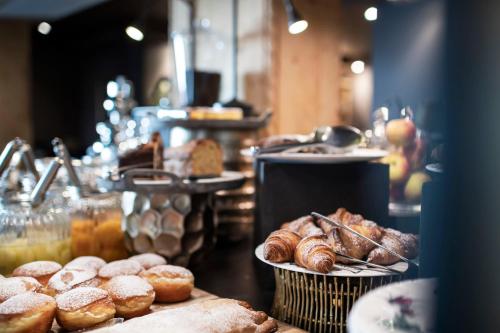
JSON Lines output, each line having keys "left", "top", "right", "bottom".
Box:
{"left": 139, "top": 265, "right": 194, "bottom": 303}
{"left": 47, "top": 268, "right": 100, "bottom": 296}
{"left": 0, "top": 292, "right": 56, "bottom": 333}
{"left": 102, "top": 275, "right": 155, "bottom": 318}
{"left": 98, "top": 260, "right": 143, "bottom": 281}
{"left": 12, "top": 261, "right": 62, "bottom": 286}
{"left": 65, "top": 256, "right": 106, "bottom": 273}
{"left": 0, "top": 277, "right": 42, "bottom": 303}
{"left": 129, "top": 253, "right": 167, "bottom": 269}
{"left": 55, "top": 287, "right": 115, "bottom": 331}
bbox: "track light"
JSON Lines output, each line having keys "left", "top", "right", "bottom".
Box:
{"left": 37, "top": 22, "right": 51, "bottom": 35}
{"left": 351, "top": 60, "right": 365, "bottom": 74}
{"left": 126, "top": 25, "right": 144, "bottom": 41}
{"left": 283, "top": 0, "right": 308, "bottom": 35}
{"left": 364, "top": 7, "right": 378, "bottom": 21}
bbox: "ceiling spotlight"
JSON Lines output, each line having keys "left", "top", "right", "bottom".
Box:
{"left": 283, "top": 0, "right": 308, "bottom": 35}
{"left": 364, "top": 7, "right": 378, "bottom": 21}
{"left": 37, "top": 22, "right": 51, "bottom": 35}
{"left": 125, "top": 25, "right": 144, "bottom": 41}
{"left": 351, "top": 60, "right": 365, "bottom": 74}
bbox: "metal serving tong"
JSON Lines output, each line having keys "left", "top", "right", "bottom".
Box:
{"left": 311, "top": 212, "right": 419, "bottom": 268}
{"left": 334, "top": 252, "right": 404, "bottom": 275}
{"left": 333, "top": 263, "right": 362, "bottom": 274}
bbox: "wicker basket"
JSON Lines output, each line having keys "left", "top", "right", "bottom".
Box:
{"left": 255, "top": 244, "right": 407, "bottom": 333}
{"left": 271, "top": 268, "right": 403, "bottom": 333}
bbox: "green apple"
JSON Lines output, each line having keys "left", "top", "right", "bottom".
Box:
{"left": 381, "top": 152, "right": 411, "bottom": 184}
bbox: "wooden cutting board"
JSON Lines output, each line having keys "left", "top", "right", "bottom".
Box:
{"left": 52, "top": 288, "right": 305, "bottom": 332}
{"left": 152, "top": 288, "right": 306, "bottom": 333}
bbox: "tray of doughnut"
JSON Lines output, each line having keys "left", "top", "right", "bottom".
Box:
{"left": 0, "top": 253, "right": 279, "bottom": 333}
{"left": 256, "top": 208, "right": 419, "bottom": 276}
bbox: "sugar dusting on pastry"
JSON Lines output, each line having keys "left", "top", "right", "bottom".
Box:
{"left": 0, "top": 277, "right": 42, "bottom": 302}
{"left": 104, "top": 276, "right": 153, "bottom": 299}
{"left": 13, "top": 261, "right": 62, "bottom": 277}
{"left": 56, "top": 287, "right": 109, "bottom": 311}
{"left": 99, "top": 260, "right": 143, "bottom": 278}
{"left": 48, "top": 269, "right": 98, "bottom": 293}
{"left": 0, "top": 292, "right": 54, "bottom": 315}
{"left": 129, "top": 253, "right": 167, "bottom": 269}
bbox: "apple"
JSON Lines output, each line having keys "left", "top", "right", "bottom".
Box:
{"left": 403, "top": 138, "right": 426, "bottom": 170}
{"left": 381, "top": 152, "right": 411, "bottom": 184}
{"left": 386, "top": 119, "right": 416, "bottom": 147}
{"left": 404, "top": 172, "right": 431, "bottom": 202}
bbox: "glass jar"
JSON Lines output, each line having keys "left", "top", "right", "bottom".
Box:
{"left": 0, "top": 194, "right": 71, "bottom": 275}
{"left": 378, "top": 107, "right": 430, "bottom": 215}
{"left": 70, "top": 192, "right": 128, "bottom": 261}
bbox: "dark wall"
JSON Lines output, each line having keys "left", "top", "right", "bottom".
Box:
{"left": 438, "top": 1, "right": 500, "bottom": 332}
{"left": 31, "top": 0, "right": 167, "bottom": 156}
{"left": 373, "top": 0, "right": 445, "bottom": 132}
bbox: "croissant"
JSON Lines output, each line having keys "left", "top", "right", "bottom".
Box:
{"left": 384, "top": 228, "right": 419, "bottom": 258}
{"left": 332, "top": 207, "right": 364, "bottom": 225}
{"left": 294, "top": 235, "right": 336, "bottom": 273}
{"left": 281, "top": 216, "right": 311, "bottom": 232}
{"left": 281, "top": 216, "right": 323, "bottom": 238}
{"left": 325, "top": 229, "right": 352, "bottom": 264}
{"left": 297, "top": 221, "right": 323, "bottom": 238}
{"left": 338, "top": 223, "right": 383, "bottom": 259}
{"left": 366, "top": 233, "right": 405, "bottom": 265}
{"left": 264, "top": 230, "right": 301, "bottom": 263}
{"left": 317, "top": 213, "right": 338, "bottom": 234}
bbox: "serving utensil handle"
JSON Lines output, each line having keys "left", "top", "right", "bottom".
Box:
{"left": 31, "top": 157, "right": 63, "bottom": 206}
{"left": 0, "top": 138, "right": 23, "bottom": 177}
{"left": 52, "top": 137, "right": 81, "bottom": 188}
{"left": 20, "top": 143, "right": 40, "bottom": 181}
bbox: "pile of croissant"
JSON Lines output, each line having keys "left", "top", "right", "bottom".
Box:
{"left": 263, "top": 208, "right": 418, "bottom": 273}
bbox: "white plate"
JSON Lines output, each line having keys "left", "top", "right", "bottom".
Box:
{"left": 347, "top": 278, "right": 437, "bottom": 333}
{"left": 98, "top": 171, "right": 246, "bottom": 194}
{"left": 255, "top": 243, "right": 408, "bottom": 277}
{"left": 256, "top": 148, "right": 388, "bottom": 164}
{"left": 132, "top": 171, "right": 244, "bottom": 185}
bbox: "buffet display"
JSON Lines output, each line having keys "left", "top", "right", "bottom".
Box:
{"left": 0, "top": 117, "right": 428, "bottom": 333}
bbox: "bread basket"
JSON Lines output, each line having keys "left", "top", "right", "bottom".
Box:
{"left": 255, "top": 244, "right": 408, "bottom": 333}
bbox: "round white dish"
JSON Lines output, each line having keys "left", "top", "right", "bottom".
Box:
{"left": 255, "top": 243, "right": 408, "bottom": 277}
{"left": 255, "top": 148, "right": 388, "bottom": 164}
{"left": 347, "top": 278, "right": 437, "bottom": 333}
